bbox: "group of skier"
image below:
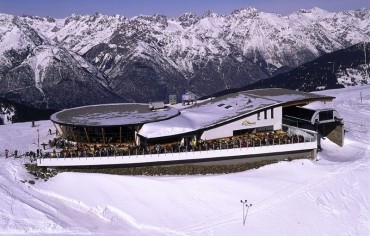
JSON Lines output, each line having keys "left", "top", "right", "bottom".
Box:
{"left": 4, "top": 149, "right": 17, "bottom": 158}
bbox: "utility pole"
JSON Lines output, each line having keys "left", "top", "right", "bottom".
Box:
{"left": 37, "top": 128, "right": 40, "bottom": 148}
{"left": 364, "top": 42, "right": 369, "bottom": 80}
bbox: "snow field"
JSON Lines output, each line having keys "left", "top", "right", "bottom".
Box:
{"left": 0, "top": 86, "right": 370, "bottom": 235}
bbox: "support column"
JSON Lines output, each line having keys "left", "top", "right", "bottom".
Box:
{"left": 315, "top": 123, "right": 322, "bottom": 151}
{"left": 134, "top": 125, "right": 140, "bottom": 146}
{"left": 84, "top": 127, "right": 90, "bottom": 144}
{"left": 312, "top": 148, "right": 317, "bottom": 160}
{"left": 69, "top": 126, "right": 78, "bottom": 143}
{"left": 119, "top": 126, "right": 122, "bottom": 145}
{"left": 101, "top": 127, "right": 105, "bottom": 145}
{"left": 54, "top": 123, "right": 63, "bottom": 137}
{"left": 135, "top": 131, "right": 140, "bottom": 146}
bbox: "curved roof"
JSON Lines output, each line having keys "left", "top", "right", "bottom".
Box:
{"left": 51, "top": 103, "right": 180, "bottom": 127}
{"left": 139, "top": 88, "right": 335, "bottom": 138}
{"left": 284, "top": 106, "right": 341, "bottom": 125}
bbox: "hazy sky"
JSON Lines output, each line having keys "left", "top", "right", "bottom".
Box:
{"left": 0, "top": 0, "right": 369, "bottom": 18}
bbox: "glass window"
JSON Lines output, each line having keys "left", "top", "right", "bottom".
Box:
{"left": 319, "top": 110, "right": 333, "bottom": 121}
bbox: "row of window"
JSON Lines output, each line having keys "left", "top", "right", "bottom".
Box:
{"left": 257, "top": 108, "right": 274, "bottom": 120}
{"left": 58, "top": 125, "right": 136, "bottom": 144}
{"left": 233, "top": 125, "right": 274, "bottom": 136}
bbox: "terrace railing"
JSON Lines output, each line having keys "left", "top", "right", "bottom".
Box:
{"left": 34, "top": 125, "right": 318, "bottom": 166}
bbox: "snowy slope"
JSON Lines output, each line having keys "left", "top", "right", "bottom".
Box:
{"left": 0, "top": 86, "right": 370, "bottom": 235}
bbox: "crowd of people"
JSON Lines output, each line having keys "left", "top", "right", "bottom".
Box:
{"left": 3, "top": 148, "right": 44, "bottom": 163}
{"left": 37, "top": 131, "right": 308, "bottom": 159}
{"left": 5, "top": 125, "right": 312, "bottom": 162}
{"left": 2, "top": 124, "right": 58, "bottom": 161}
{"left": 3, "top": 123, "right": 311, "bottom": 160}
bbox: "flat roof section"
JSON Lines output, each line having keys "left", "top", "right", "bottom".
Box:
{"left": 51, "top": 103, "right": 180, "bottom": 127}
{"left": 245, "top": 88, "right": 335, "bottom": 102}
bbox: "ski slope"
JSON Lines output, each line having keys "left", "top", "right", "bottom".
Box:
{"left": 0, "top": 86, "right": 370, "bottom": 235}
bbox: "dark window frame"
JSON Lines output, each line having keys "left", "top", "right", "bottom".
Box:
{"left": 271, "top": 108, "right": 274, "bottom": 119}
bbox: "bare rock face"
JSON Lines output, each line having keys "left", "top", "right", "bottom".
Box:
{"left": 0, "top": 8, "right": 369, "bottom": 109}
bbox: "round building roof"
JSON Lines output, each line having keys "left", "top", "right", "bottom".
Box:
{"left": 51, "top": 103, "right": 180, "bottom": 127}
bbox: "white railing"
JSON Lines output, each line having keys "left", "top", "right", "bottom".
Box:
{"left": 37, "top": 127, "right": 317, "bottom": 167}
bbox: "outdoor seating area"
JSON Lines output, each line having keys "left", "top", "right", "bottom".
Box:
{"left": 41, "top": 127, "right": 315, "bottom": 159}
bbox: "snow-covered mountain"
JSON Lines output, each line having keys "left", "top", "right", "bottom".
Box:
{"left": 0, "top": 7, "right": 370, "bottom": 109}
{"left": 0, "top": 14, "right": 123, "bottom": 109}
{"left": 213, "top": 42, "right": 370, "bottom": 95}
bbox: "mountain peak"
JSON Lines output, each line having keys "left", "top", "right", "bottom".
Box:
{"left": 202, "top": 10, "right": 220, "bottom": 18}
{"left": 349, "top": 8, "right": 370, "bottom": 18}
{"left": 132, "top": 14, "right": 168, "bottom": 27}
{"left": 231, "top": 7, "right": 259, "bottom": 15}
{"left": 230, "top": 7, "right": 260, "bottom": 19}
{"left": 176, "top": 12, "right": 199, "bottom": 27}
{"left": 309, "top": 7, "right": 328, "bottom": 13}
{"left": 294, "top": 7, "right": 329, "bottom": 15}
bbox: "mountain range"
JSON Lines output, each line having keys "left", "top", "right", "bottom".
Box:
{"left": 0, "top": 7, "right": 370, "bottom": 110}
{"left": 206, "top": 42, "right": 370, "bottom": 98}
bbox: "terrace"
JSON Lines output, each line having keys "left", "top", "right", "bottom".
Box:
{"left": 36, "top": 125, "right": 318, "bottom": 167}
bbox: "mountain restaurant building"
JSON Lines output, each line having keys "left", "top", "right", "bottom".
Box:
{"left": 40, "top": 88, "right": 343, "bottom": 167}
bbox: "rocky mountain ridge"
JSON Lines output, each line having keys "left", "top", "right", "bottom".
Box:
{"left": 206, "top": 42, "right": 370, "bottom": 98}
{"left": 0, "top": 7, "right": 369, "bottom": 109}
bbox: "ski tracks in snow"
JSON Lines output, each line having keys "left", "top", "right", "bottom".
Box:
{"left": 32, "top": 189, "right": 187, "bottom": 235}
{"left": 176, "top": 171, "right": 327, "bottom": 234}
{"left": 177, "top": 152, "right": 370, "bottom": 235}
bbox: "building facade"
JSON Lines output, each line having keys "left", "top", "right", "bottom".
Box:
{"left": 39, "top": 88, "right": 342, "bottom": 167}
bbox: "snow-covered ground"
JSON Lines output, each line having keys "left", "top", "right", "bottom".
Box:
{"left": 0, "top": 86, "right": 370, "bottom": 235}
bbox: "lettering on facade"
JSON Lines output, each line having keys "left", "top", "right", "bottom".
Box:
{"left": 242, "top": 119, "right": 256, "bottom": 126}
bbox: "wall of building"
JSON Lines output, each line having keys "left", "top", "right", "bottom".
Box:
{"left": 200, "top": 106, "right": 282, "bottom": 140}
{"left": 319, "top": 122, "right": 344, "bottom": 147}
